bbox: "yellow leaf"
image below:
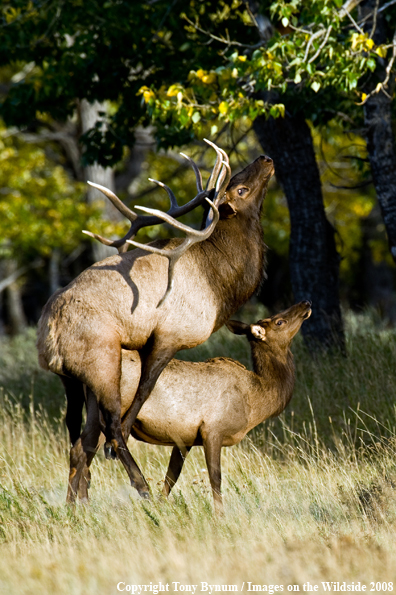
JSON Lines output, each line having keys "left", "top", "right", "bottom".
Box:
{"left": 218, "top": 101, "right": 229, "bottom": 115}
{"left": 238, "top": 55, "right": 247, "bottom": 62}
{"left": 167, "top": 85, "right": 180, "bottom": 97}
{"left": 143, "top": 90, "right": 155, "bottom": 103}
{"left": 366, "top": 38, "right": 375, "bottom": 50}
{"left": 361, "top": 92, "right": 367, "bottom": 101}
{"left": 138, "top": 86, "right": 155, "bottom": 103}
{"left": 375, "top": 46, "right": 387, "bottom": 58}
{"left": 202, "top": 73, "right": 216, "bottom": 84}
{"left": 350, "top": 33, "right": 360, "bottom": 50}
{"left": 196, "top": 69, "right": 205, "bottom": 79}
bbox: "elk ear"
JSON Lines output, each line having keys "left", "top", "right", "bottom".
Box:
{"left": 219, "top": 201, "right": 237, "bottom": 219}
{"left": 226, "top": 320, "right": 250, "bottom": 335}
{"left": 250, "top": 324, "right": 266, "bottom": 341}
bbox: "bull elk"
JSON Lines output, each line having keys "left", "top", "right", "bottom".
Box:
{"left": 36, "top": 141, "right": 274, "bottom": 501}
{"left": 68, "top": 302, "right": 312, "bottom": 512}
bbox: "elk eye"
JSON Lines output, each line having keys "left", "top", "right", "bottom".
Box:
{"left": 237, "top": 187, "right": 248, "bottom": 196}
{"left": 276, "top": 320, "right": 286, "bottom": 326}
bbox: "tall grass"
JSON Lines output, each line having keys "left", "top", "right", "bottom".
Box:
{"left": 1, "top": 310, "right": 396, "bottom": 594}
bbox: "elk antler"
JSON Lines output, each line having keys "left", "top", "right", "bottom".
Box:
{"left": 83, "top": 140, "right": 230, "bottom": 306}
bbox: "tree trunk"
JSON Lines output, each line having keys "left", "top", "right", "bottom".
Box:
{"left": 49, "top": 248, "right": 61, "bottom": 295}
{"left": 364, "top": 94, "right": 396, "bottom": 262}
{"left": 80, "top": 99, "right": 119, "bottom": 263}
{"left": 359, "top": 0, "right": 396, "bottom": 263}
{"left": 4, "top": 259, "right": 27, "bottom": 335}
{"left": 254, "top": 114, "right": 345, "bottom": 350}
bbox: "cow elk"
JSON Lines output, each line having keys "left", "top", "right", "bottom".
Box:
{"left": 36, "top": 141, "right": 274, "bottom": 501}
{"left": 68, "top": 301, "right": 311, "bottom": 513}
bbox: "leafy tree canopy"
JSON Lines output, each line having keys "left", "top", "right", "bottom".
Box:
{"left": 0, "top": 119, "right": 127, "bottom": 262}
{"left": 1, "top": 0, "right": 395, "bottom": 165}
{"left": 142, "top": 0, "right": 396, "bottom": 143}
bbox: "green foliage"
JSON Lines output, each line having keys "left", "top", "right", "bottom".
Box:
{"left": 142, "top": 1, "right": 395, "bottom": 139}
{"left": 0, "top": 119, "right": 131, "bottom": 264}
{"left": 312, "top": 123, "right": 379, "bottom": 278}
{"left": 0, "top": 0, "right": 224, "bottom": 162}
{"left": 2, "top": 1, "right": 394, "bottom": 161}
{"left": 0, "top": 122, "right": 91, "bottom": 259}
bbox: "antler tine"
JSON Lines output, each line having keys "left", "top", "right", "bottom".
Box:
{"left": 84, "top": 145, "right": 226, "bottom": 257}
{"left": 82, "top": 230, "right": 119, "bottom": 246}
{"left": 204, "top": 139, "right": 225, "bottom": 191}
{"left": 215, "top": 160, "right": 232, "bottom": 201}
{"left": 205, "top": 159, "right": 231, "bottom": 226}
{"left": 180, "top": 152, "right": 204, "bottom": 192}
{"left": 126, "top": 197, "right": 219, "bottom": 308}
{"left": 214, "top": 147, "right": 230, "bottom": 198}
{"left": 128, "top": 205, "right": 212, "bottom": 237}
{"left": 148, "top": 178, "right": 178, "bottom": 210}
{"left": 87, "top": 182, "right": 138, "bottom": 222}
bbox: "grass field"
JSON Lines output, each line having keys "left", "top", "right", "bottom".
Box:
{"left": 1, "top": 309, "right": 396, "bottom": 595}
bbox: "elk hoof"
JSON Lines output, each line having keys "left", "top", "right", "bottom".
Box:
{"left": 104, "top": 442, "right": 117, "bottom": 460}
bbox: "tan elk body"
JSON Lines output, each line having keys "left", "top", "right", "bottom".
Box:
{"left": 36, "top": 144, "right": 274, "bottom": 501}
{"left": 76, "top": 301, "right": 311, "bottom": 512}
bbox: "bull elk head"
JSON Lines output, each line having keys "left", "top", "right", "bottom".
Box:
{"left": 83, "top": 140, "right": 231, "bottom": 306}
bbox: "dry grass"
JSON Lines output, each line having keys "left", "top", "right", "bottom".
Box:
{"left": 1, "top": 310, "right": 396, "bottom": 594}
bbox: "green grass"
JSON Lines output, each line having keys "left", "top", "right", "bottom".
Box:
{"left": 1, "top": 309, "right": 396, "bottom": 594}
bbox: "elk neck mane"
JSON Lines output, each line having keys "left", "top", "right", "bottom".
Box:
{"left": 196, "top": 208, "right": 266, "bottom": 321}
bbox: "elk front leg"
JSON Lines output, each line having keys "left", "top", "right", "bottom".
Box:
{"left": 100, "top": 400, "right": 150, "bottom": 500}
{"left": 203, "top": 433, "right": 223, "bottom": 515}
{"left": 122, "top": 342, "right": 177, "bottom": 439}
{"left": 163, "top": 446, "right": 191, "bottom": 497}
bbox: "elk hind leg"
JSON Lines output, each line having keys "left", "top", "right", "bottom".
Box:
{"left": 203, "top": 433, "right": 223, "bottom": 515}
{"left": 60, "top": 375, "right": 85, "bottom": 446}
{"left": 163, "top": 446, "right": 191, "bottom": 497}
{"left": 100, "top": 403, "right": 150, "bottom": 499}
{"left": 82, "top": 341, "right": 150, "bottom": 500}
{"left": 67, "top": 388, "right": 101, "bottom": 503}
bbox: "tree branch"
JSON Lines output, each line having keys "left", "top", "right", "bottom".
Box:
{"left": 308, "top": 25, "right": 333, "bottom": 64}
{"left": 338, "top": 0, "right": 364, "bottom": 19}
{"left": 370, "top": 0, "right": 380, "bottom": 38}
{"left": 360, "top": 29, "right": 396, "bottom": 104}
{"left": 345, "top": 9, "right": 366, "bottom": 34}
{"left": 183, "top": 14, "right": 265, "bottom": 50}
{"left": 378, "top": 0, "right": 396, "bottom": 14}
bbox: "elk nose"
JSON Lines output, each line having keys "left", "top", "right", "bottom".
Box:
{"left": 258, "top": 155, "right": 273, "bottom": 164}
{"left": 302, "top": 300, "right": 312, "bottom": 307}
{"left": 257, "top": 155, "right": 274, "bottom": 175}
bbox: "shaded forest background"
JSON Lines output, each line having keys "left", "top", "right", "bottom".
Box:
{"left": 0, "top": 0, "right": 396, "bottom": 345}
